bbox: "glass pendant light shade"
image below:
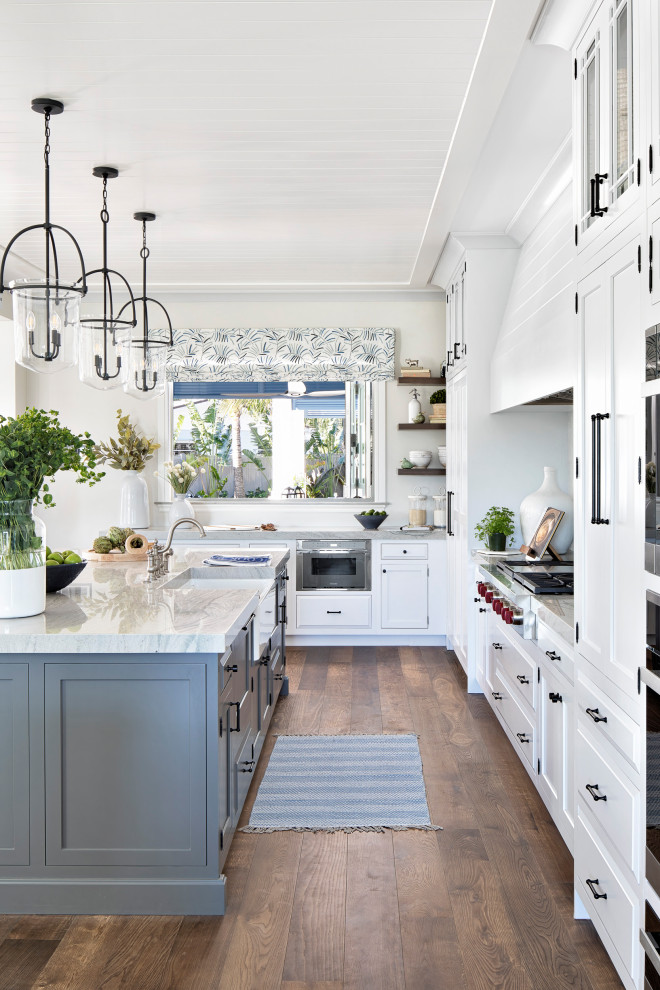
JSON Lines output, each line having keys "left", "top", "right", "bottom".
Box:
{"left": 0, "top": 100, "right": 87, "bottom": 376}
{"left": 122, "top": 338, "right": 169, "bottom": 400}
{"left": 11, "top": 279, "right": 80, "bottom": 373}
{"left": 78, "top": 168, "right": 137, "bottom": 390}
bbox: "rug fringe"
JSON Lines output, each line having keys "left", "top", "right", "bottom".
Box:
{"left": 240, "top": 824, "right": 442, "bottom": 833}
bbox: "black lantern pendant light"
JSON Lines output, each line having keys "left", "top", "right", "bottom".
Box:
{"left": 78, "top": 167, "right": 137, "bottom": 390}
{"left": 119, "top": 212, "right": 173, "bottom": 400}
{"left": 0, "top": 98, "right": 87, "bottom": 374}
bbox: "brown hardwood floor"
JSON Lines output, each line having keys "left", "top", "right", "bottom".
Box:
{"left": 0, "top": 646, "right": 623, "bottom": 990}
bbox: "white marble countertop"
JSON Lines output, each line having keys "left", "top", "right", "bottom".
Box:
{"left": 145, "top": 526, "right": 445, "bottom": 541}
{"left": 0, "top": 549, "right": 289, "bottom": 655}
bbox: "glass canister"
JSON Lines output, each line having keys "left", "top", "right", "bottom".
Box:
{"left": 433, "top": 493, "right": 447, "bottom": 530}
{"left": 408, "top": 493, "right": 428, "bottom": 527}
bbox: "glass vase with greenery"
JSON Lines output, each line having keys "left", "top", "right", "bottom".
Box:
{"left": 474, "top": 506, "right": 516, "bottom": 552}
{"left": 0, "top": 408, "right": 104, "bottom": 571}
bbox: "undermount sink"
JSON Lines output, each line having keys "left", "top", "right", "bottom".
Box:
{"left": 164, "top": 568, "right": 274, "bottom": 600}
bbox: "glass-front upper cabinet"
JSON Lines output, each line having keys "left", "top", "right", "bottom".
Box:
{"left": 575, "top": 0, "right": 640, "bottom": 253}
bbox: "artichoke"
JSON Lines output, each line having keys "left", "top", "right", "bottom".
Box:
{"left": 106, "top": 526, "right": 125, "bottom": 548}
{"left": 120, "top": 527, "right": 135, "bottom": 541}
{"left": 92, "top": 537, "right": 114, "bottom": 554}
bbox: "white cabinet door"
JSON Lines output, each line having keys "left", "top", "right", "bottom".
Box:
{"left": 576, "top": 233, "right": 643, "bottom": 698}
{"left": 380, "top": 562, "right": 428, "bottom": 629}
{"left": 574, "top": 0, "right": 641, "bottom": 257}
{"left": 645, "top": 0, "right": 660, "bottom": 205}
{"left": 474, "top": 593, "right": 490, "bottom": 692}
{"left": 538, "top": 665, "right": 575, "bottom": 852}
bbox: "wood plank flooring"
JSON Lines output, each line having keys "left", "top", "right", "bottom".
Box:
{"left": 0, "top": 646, "right": 623, "bottom": 990}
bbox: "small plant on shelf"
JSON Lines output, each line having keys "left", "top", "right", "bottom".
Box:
{"left": 474, "top": 506, "right": 516, "bottom": 552}
{"left": 429, "top": 388, "right": 446, "bottom": 405}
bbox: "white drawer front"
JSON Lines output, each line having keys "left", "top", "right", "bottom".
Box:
{"left": 495, "top": 673, "right": 536, "bottom": 771}
{"left": 577, "top": 673, "right": 641, "bottom": 772}
{"left": 575, "top": 810, "right": 639, "bottom": 981}
{"left": 576, "top": 726, "right": 640, "bottom": 878}
{"left": 536, "top": 624, "right": 574, "bottom": 683}
{"left": 296, "top": 595, "right": 372, "bottom": 629}
{"left": 380, "top": 542, "right": 428, "bottom": 560}
{"left": 497, "top": 639, "right": 536, "bottom": 711}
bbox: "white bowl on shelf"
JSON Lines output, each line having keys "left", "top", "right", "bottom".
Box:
{"left": 437, "top": 446, "right": 447, "bottom": 467}
{"left": 408, "top": 449, "right": 432, "bottom": 469}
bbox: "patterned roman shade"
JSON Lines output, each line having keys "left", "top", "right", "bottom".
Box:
{"left": 165, "top": 327, "right": 396, "bottom": 382}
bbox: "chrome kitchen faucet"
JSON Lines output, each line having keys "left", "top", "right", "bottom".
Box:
{"left": 145, "top": 518, "right": 207, "bottom": 582}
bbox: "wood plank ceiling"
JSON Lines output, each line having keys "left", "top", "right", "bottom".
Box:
{"left": 0, "top": 0, "right": 492, "bottom": 290}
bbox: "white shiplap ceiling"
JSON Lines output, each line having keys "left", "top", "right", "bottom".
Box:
{"left": 0, "top": 0, "right": 505, "bottom": 291}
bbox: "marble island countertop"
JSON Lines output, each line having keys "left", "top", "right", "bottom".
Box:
{"left": 0, "top": 548, "right": 289, "bottom": 655}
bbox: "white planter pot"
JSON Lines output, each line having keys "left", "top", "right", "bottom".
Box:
{"left": 0, "top": 565, "right": 46, "bottom": 618}
{"left": 168, "top": 493, "right": 196, "bottom": 528}
{"left": 520, "top": 466, "right": 573, "bottom": 553}
{"left": 119, "top": 470, "right": 150, "bottom": 529}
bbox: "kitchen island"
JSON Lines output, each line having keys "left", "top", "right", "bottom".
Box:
{"left": 0, "top": 548, "right": 289, "bottom": 915}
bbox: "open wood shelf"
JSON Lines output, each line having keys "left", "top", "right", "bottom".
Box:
{"left": 397, "top": 468, "right": 446, "bottom": 475}
{"left": 397, "top": 423, "right": 445, "bottom": 430}
{"left": 397, "top": 376, "right": 446, "bottom": 385}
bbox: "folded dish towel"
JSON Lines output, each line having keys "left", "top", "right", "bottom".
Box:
{"left": 203, "top": 554, "right": 271, "bottom": 566}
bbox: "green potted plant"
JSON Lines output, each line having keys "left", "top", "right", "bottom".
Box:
{"left": 474, "top": 506, "right": 516, "bottom": 552}
{"left": 94, "top": 410, "right": 159, "bottom": 528}
{"left": 429, "top": 388, "right": 446, "bottom": 422}
{"left": 0, "top": 408, "right": 104, "bottom": 618}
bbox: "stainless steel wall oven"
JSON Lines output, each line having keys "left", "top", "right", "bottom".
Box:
{"left": 296, "top": 540, "right": 371, "bottom": 591}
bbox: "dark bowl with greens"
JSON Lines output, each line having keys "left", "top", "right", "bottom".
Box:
{"left": 354, "top": 511, "right": 388, "bottom": 530}
{"left": 46, "top": 561, "right": 87, "bottom": 593}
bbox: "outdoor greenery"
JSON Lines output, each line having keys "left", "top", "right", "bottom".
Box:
{"left": 94, "top": 410, "right": 160, "bottom": 472}
{"left": 474, "top": 505, "right": 516, "bottom": 547}
{"left": 0, "top": 408, "right": 105, "bottom": 570}
{"left": 173, "top": 397, "right": 346, "bottom": 499}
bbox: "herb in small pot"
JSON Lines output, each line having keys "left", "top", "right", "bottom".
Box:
{"left": 474, "top": 506, "right": 516, "bottom": 551}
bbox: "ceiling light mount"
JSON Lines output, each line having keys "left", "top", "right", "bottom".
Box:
{"left": 0, "top": 98, "right": 86, "bottom": 374}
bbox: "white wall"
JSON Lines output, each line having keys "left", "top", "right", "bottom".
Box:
{"left": 16, "top": 291, "right": 446, "bottom": 548}
{"left": 490, "top": 185, "right": 576, "bottom": 410}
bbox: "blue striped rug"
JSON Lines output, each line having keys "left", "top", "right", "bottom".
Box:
{"left": 243, "top": 734, "right": 441, "bottom": 833}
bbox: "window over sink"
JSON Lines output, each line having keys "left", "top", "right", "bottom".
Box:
{"left": 165, "top": 380, "right": 374, "bottom": 501}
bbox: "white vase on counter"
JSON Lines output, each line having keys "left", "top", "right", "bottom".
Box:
{"left": 119, "top": 470, "right": 150, "bottom": 529}
{"left": 520, "top": 466, "right": 573, "bottom": 553}
{"left": 168, "top": 493, "right": 196, "bottom": 528}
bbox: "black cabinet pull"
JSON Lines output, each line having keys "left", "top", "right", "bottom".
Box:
{"left": 403, "top": 549, "right": 408, "bottom": 554}
{"left": 447, "top": 491, "right": 454, "bottom": 537}
{"left": 239, "top": 760, "right": 255, "bottom": 774}
{"left": 492, "top": 643, "right": 503, "bottom": 651}
{"left": 226, "top": 664, "right": 238, "bottom": 673}
{"left": 590, "top": 172, "right": 608, "bottom": 217}
{"left": 591, "top": 414, "right": 597, "bottom": 523}
{"left": 474, "top": 598, "right": 480, "bottom": 603}
{"left": 586, "top": 783, "right": 607, "bottom": 802}
{"left": 651, "top": 235, "right": 654, "bottom": 294}
{"left": 326, "top": 610, "right": 342, "bottom": 614}
{"left": 549, "top": 692, "right": 562, "bottom": 704}
{"left": 586, "top": 878, "right": 607, "bottom": 899}
{"left": 229, "top": 701, "right": 241, "bottom": 733}
{"left": 516, "top": 732, "right": 530, "bottom": 743}
{"left": 479, "top": 607, "right": 487, "bottom": 613}
{"left": 454, "top": 342, "right": 460, "bottom": 360}
{"left": 491, "top": 692, "right": 502, "bottom": 701}
{"left": 545, "top": 650, "right": 560, "bottom": 662}
{"left": 516, "top": 674, "right": 530, "bottom": 685}
{"left": 586, "top": 707, "right": 607, "bottom": 723}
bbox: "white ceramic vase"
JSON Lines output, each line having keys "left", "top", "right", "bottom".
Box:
{"left": 520, "top": 466, "right": 573, "bottom": 554}
{"left": 119, "top": 470, "right": 150, "bottom": 529}
{"left": 168, "top": 493, "right": 196, "bottom": 528}
{"left": 0, "top": 566, "right": 46, "bottom": 619}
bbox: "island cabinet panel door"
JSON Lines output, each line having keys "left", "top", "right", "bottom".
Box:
{"left": 0, "top": 664, "right": 29, "bottom": 866}
{"left": 44, "top": 661, "right": 207, "bottom": 867}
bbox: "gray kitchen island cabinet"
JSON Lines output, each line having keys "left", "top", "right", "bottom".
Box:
{"left": 0, "top": 548, "right": 290, "bottom": 915}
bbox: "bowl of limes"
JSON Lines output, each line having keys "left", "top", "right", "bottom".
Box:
{"left": 45, "top": 548, "right": 87, "bottom": 593}
{"left": 354, "top": 510, "right": 388, "bottom": 530}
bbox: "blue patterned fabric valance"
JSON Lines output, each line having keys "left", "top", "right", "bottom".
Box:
{"left": 166, "top": 327, "right": 396, "bottom": 383}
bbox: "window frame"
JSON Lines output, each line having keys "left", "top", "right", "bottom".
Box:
{"left": 157, "top": 381, "right": 386, "bottom": 506}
